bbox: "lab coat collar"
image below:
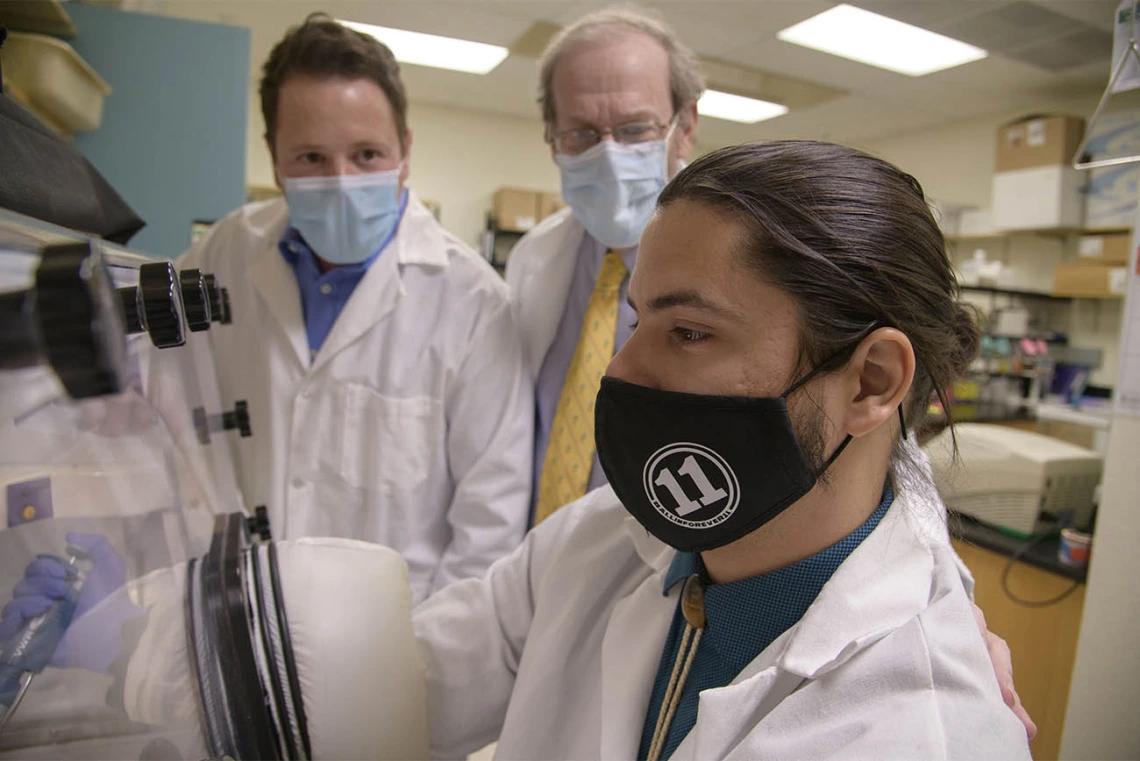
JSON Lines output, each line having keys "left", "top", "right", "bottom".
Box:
{"left": 248, "top": 200, "right": 309, "bottom": 368}
{"left": 622, "top": 464, "right": 947, "bottom": 682}
{"left": 310, "top": 193, "right": 446, "bottom": 372}
{"left": 391, "top": 192, "right": 450, "bottom": 268}
{"left": 667, "top": 473, "right": 948, "bottom": 761}
{"left": 246, "top": 193, "right": 449, "bottom": 372}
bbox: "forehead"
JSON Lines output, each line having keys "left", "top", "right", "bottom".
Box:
{"left": 550, "top": 31, "right": 672, "bottom": 119}
{"left": 633, "top": 200, "right": 801, "bottom": 330}
{"left": 275, "top": 75, "right": 397, "bottom": 142}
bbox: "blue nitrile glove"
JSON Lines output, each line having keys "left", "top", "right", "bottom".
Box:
{"left": 0, "top": 533, "right": 140, "bottom": 705}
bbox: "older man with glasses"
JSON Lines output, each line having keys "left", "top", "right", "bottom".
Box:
{"left": 506, "top": 7, "right": 702, "bottom": 526}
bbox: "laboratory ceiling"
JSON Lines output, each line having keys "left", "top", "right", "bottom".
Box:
{"left": 141, "top": 0, "right": 1117, "bottom": 146}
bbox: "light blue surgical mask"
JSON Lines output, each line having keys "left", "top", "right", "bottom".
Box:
{"left": 283, "top": 167, "right": 402, "bottom": 265}
{"left": 556, "top": 130, "right": 673, "bottom": 250}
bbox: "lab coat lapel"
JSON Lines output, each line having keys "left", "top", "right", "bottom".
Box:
{"left": 672, "top": 667, "right": 802, "bottom": 761}
{"left": 516, "top": 212, "right": 584, "bottom": 378}
{"left": 673, "top": 481, "right": 942, "bottom": 760}
{"left": 599, "top": 572, "right": 676, "bottom": 760}
{"left": 310, "top": 246, "right": 402, "bottom": 374}
{"left": 249, "top": 240, "right": 309, "bottom": 369}
{"left": 310, "top": 196, "right": 444, "bottom": 374}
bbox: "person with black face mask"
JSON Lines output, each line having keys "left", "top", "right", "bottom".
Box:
{"left": 412, "top": 141, "right": 1034, "bottom": 761}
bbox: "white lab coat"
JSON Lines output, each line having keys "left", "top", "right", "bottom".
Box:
{"left": 504, "top": 208, "right": 585, "bottom": 377}
{"left": 177, "top": 194, "right": 533, "bottom": 600}
{"left": 413, "top": 459, "right": 1032, "bottom": 760}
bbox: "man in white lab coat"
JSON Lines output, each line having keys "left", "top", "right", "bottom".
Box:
{"left": 506, "top": 7, "right": 701, "bottom": 525}
{"left": 504, "top": 5, "right": 1031, "bottom": 737}
{"left": 415, "top": 141, "right": 1034, "bottom": 761}
{"left": 179, "top": 15, "right": 532, "bottom": 602}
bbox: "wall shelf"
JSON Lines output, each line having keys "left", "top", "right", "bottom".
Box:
{"left": 958, "top": 284, "right": 1070, "bottom": 301}
{"left": 945, "top": 226, "right": 1132, "bottom": 243}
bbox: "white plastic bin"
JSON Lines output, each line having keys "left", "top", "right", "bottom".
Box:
{"left": 1, "top": 32, "right": 111, "bottom": 133}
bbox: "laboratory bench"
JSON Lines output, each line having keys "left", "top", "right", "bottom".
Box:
{"left": 951, "top": 519, "right": 1087, "bottom": 761}
{"left": 952, "top": 514, "right": 1088, "bottom": 583}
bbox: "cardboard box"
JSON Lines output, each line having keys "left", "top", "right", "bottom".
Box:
{"left": 1077, "top": 233, "right": 1132, "bottom": 266}
{"left": 1052, "top": 263, "right": 1128, "bottom": 298}
{"left": 996, "top": 115, "right": 1085, "bottom": 172}
{"left": 494, "top": 188, "right": 540, "bottom": 232}
{"left": 1083, "top": 109, "right": 1140, "bottom": 229}
{"left": 539, "top": 192, "right": 566, "bottom": 221}
{"left": 992, "top": 165, "right": 1085, "bottom": 231}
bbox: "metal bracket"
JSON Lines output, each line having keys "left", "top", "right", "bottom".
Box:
{"left": 1073, "top": 4, "right": 1140, "bottom": 170}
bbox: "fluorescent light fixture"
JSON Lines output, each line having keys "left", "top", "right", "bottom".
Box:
{"left": 776, "top": 4, "right": 987, "bottom": 76}
{"left": 698, "top": 90, "right": 788, "bottom": 124}
{"left": 339, "top": 20, "right": 508, "bottom": 75}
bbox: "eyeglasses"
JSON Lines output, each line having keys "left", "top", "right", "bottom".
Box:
{"left": 548, "top": 116, "right": 677, "bottom": 155}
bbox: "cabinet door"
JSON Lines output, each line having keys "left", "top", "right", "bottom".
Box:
{"left": 953, "top": 540, "right": 1086, "bottom": 761}
{"left": 68, "top": 4, "right": 249, "bottom": 258}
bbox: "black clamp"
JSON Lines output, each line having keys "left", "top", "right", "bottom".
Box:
{"left": 246, "top": 506, "right": 272, "bottom": 541}
{"left": 192, "top": 400, "right": 252, "bottom": 444}
{"left": 10, "top": 242, "right": 130, "bottom": 399}
{"left": 203, "top": 274, "right": 233, "bottom": 325}
{"left": 117, "top": 262, "right": 186, "bottom": 349}
{"left": 179, "top": 268, "right": 212, "bottom": 332}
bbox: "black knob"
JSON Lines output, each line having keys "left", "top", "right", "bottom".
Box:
{"left": 0, "top": 288, "right": 38, "bottom": 370}
{"left": 219, "top": 287, "right": 232, "bottom": 325}
{"left": 34, "top": 242, "right": 128, "bottom": 399}
{"left": 204, "top": 274, "right": 229, "bottom": 324}
{"left": 118, "top": 287, "right": 143, "bottom": 334}
{"left": 191, "top": 400, "right": 253, "bottom": 444}
{"left": 222, "top": 400, "right": 251, "bottom": 437}
{"left": 179, "top": 268, "right": 212, "bottom": 332}
{"left": 246, "top": 505, "right": 272, "bottom": 541}
{"left": 138, "top": 262, "right": 185, "bottom": 348}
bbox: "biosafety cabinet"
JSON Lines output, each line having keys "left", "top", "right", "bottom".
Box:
{"left": 0, "top": 212, "right": 428, "bottom": 760}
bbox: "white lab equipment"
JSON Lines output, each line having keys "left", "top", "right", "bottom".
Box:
{"left": 924, "top": 423, "right": 1102, "bottom": 535}
{"left": 0, "top": 238, "right": 429, "bottom": 760}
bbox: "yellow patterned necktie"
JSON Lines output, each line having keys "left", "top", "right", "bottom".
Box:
{"left": 535, "top": 249, "right": 629, "bottom": 524}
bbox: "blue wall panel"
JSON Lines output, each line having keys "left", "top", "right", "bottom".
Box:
{"left": 69, "top": 5, "right": 249, "bottom": 258}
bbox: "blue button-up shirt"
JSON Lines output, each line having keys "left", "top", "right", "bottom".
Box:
{"left": 279, "top": 189, "right": 408, "bottom": 359}
{"left": 533, "top": 233, "right": 638, "bottom": 513}
{"left": 638, "top": 486, "right": 895, "bottom": 761}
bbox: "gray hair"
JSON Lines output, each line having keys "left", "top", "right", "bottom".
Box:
{"left": 538, "top": 4, "right": 706, "bottom": 127}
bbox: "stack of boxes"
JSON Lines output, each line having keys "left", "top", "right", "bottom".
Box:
{"left": 1054, "top": 231, "right": 1133, "bottom": 298}
{"left": 992, "top": 115, "right": 1086, "bottom": 231}
{"left": 990, "top": 113, "right": 1139, "bottom": 298}
{"left": 493, "top": 188, "right": 566, "bottom": 232}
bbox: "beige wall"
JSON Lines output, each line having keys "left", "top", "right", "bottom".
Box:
{"left": 856, "top": 92, "right": 1102, "bottom": 209}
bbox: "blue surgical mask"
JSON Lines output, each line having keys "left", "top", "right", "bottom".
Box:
{"left": 556, "top": 133, "right": 672, "bottom": 250}
{"left": 283, "top": 167, "right": 402, "bottom": 265}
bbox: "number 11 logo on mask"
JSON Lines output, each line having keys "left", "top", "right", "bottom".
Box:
{"left": 643, "top": 443, "right": 741, "bottom": 529}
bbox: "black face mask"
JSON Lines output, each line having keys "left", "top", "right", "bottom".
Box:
{"left": 594, "top": 360, "right": 854, "bottom": 553}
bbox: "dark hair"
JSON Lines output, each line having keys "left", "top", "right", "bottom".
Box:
{"left": 658, "top": 140, "right": 979, "bottom": 441}
{"left": 259, "top": 13, "right": 408, "bottom": 148}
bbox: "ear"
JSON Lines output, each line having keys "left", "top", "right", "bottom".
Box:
{"left": 400, "top": 128, "right": 414, "bottom": 185}
{"left": 674, "top": 100, "right": 699, "bottom": 163}
{"left": 841, "top": 327, "right": 915, "bottom": 439}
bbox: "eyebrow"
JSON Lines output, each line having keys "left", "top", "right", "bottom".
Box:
{"left": 628, "top": 290, "right": 747, "bottom": 322}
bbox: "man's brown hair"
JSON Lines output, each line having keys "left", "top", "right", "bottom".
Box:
{"left": 260, "top": 13, "right": 408, "bottom": 148}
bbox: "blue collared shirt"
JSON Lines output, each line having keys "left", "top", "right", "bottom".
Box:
{"left": 638, "top": 486, "right": 895, "bottom": 761}
{"left": 532, "top": 232, "right": 638, "bottom": 515}
{"left": 279, "top": 189, "right": 408, "bottom": 359}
